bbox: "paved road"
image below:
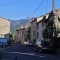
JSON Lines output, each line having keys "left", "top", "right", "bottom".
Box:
{"left": 1, "top": 44, "right": 60, "bottom": 60}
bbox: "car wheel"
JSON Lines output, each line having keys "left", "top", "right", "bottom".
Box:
{"left": 3, "top": 45, "right": 5, "bottom": 47}
{"left": 35, "top": 48, "right": 38, "bottom": 52}
{"left": 39, "top": 49, "right": 42, "bottom": 53}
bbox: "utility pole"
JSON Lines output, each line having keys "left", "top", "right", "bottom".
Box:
{"left": 52, "top": 0, "right": 57, "bottom": 37}
{"left": 50, "top": 0, "right": 56, "bottom": 48}
{"left": 47, "top": 0, "right": 56, "bottom": 48}
{"left": 42, "top": 0, "right": 56, "bottom": 40}
{"left": 52, "top": 0, "right": 55, "bottom": 12}
{"left": 48, "top": 0, "right": 56, "bottom": 39}
{"left": 52, "top": 0, "right": 55, "bottom": 23}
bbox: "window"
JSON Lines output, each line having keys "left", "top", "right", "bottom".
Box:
{"left": 33, "top": 30, "right": 35, "bottom": 36}
{"left": 37, "top": 32, "right": 39, "bottom": 38}
{"left": 37, "top": 23, "right": 39, "bottom": 29}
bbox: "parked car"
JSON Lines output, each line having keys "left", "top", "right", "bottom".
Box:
{"left": 35, "top": 40, "right": 54, "bottom": 53}
{"left": 28, "top": 42, "right": 33, "bottom": 46}
{"left": 0, "top": 38, "right": 8, "bottom": 47}
{"left": 24, "top": 41, "right": 29, "bottom": 45}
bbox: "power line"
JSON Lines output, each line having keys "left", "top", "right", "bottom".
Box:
{"left": 0, "top": 0, "right": 25, "bottom": 6}
{"left": 28, "top": 0, "right": 45, "bottom": 18}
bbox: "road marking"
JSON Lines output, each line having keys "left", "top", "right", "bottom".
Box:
{"left": 3, "top": 51, "right": 46, "bottom": 58}
{"left": 1, "top": 45, "right": 60, "bottom": 60}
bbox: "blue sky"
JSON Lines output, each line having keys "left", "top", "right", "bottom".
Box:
{"left": 0, "top": 0, "right": 60, "bottom": 20}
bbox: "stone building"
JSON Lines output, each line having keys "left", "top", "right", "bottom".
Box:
{"left": 36, "top": 16, "right": 44, "bottom": 42}
{"left": 16, "top": 27, "right": 25, "bottom": 44}
{"left": 15, "top": 23, "right": 31, "bottom": 44}
{"left": 30, "top": 9, "right": 60, "bottom": 47}
{"left": 30, "top": 18, "right": 37, "bottom": 42}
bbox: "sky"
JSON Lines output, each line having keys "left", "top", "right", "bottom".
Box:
{"left": 0, "top": 0, "right": 60, "bottom": 20}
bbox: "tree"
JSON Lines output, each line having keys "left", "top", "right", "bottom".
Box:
{"left": 8, "top": 33, "right": 14, "bottom": 45}
{"left": 27, "top": 27, "right": 31, "bottom": 41}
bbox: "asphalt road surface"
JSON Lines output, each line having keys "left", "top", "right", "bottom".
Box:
{"left": 1, "top": 44, "right": 60, "bottom": 60}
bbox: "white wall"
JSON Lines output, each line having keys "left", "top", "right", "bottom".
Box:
{"left": 36, "top": 22, "right": 43, "bottom": 41}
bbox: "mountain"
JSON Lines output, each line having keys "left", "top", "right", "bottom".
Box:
{"left": 10, "top": 19, "right": 30, "bottom": 35}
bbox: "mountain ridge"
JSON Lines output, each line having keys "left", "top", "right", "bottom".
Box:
{"left": 9, "top": 19, "right": 31, "bottom": 35}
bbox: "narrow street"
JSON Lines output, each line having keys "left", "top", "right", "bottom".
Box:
{"left": 0, "top": 0, "right": 60, "bottom": 60}
{"left": 1, "top": 44, "right": 60, "bottom": 60}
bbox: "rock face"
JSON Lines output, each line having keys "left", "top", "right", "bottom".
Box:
{"left": 0, "top": 16, "right": 31, "bottom": 39}
{"left": 0, "top": 17, "right": 10, "bottom": 39}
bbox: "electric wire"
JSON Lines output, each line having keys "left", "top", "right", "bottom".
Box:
{"left": 0, "top": 0, "right": 25, "bottom": 6}
{"left": 28, "top": 0, "right": 45, "bottom": 18}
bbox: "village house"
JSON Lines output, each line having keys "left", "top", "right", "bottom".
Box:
{"left": 30, "top": 9, "right": 60, "bottom": 45}
{"left": 42, "top": 9, "right": 60, "bottom": 54}
{"left": 43, "top": 10, "right": 60, "bottom": 40}
{"left": 30, "top": 18, "right": 37, "bottom": 42}
{"left": 15, "top": 9, "right": 60, "bottom": 49}
{"left": 15, "top": 23, "right": 31, "bottom": 44}
{"left": 0, "top": 17, "right": 10, "bottom": 40}
{"left": 30, "top": 16, "right": 46, "bottom": 43}
{"left": 36, "top": 9, "right": 60, "bottom": 42}
{"left": 36, "top": 16, "right": 44, "bottom": 42}
{"left": 16, "top": 27, "right": 25, "bottom": 44}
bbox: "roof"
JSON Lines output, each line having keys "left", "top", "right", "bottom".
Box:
{"left": 37, "top": 16, "right": 44, "bottom": 23}
{"left": 30, "top": 18, "right": 37, "bottom": 23}
{"left": 16, "top": 27, "right": 25, "bottom": 31}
